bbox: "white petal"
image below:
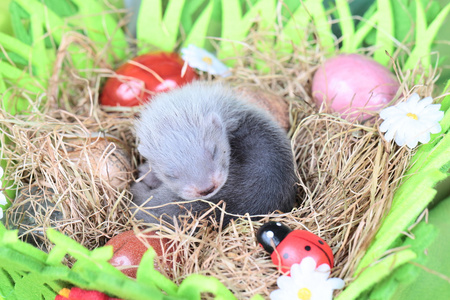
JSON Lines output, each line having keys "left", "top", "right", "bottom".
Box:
{"left": 379, "top": 114, "right": 405, "bottom": 132}
{"left": 310, "top": 287, "right": 333, "bottom": 300}
{"left": 0, "top": 208, "right": 3, "bottom": 219}
{"left": 401, "top": 119, "right": 423, "bottom": 148}
{"left": 418, "top": 96, "right": 433, "bottom": 105}
{"left": 406, "top": 93, "right": 421, "bottom": 104}
{"left": 401, "top": 127, "right": 419, "bottom": 148}
{"left": 382, "top": 119, "right": 407, "bottom": 141}
{"left": 419, "top": 117, "right": 443, "bottom": 128}
{"left": 208, "top": 60, "right": 230, "bottom": 76}
{"left": 311, "top": 268, "right": 331, "bottom": 282}
{"left": 396, "top": 102, "right": 411, "bottom": 115}
{"left": 420, "top": 109, "right": 444, "bottom": 122}
{"left": 299, "top": 257, "right": 317, "bottom": 274}
{"left": 412, "top": 97, "right": 433, "bottom": 113}
{"left": 316, "top": 263, "right": 331, "bottom": 272}
{"left": 379, "top": 106, "right": 401, "bottom": 119}
{"left": 270, "top": 289, "right": 292, "bottom": 300}
{"left": 429, "top": 123, "right": 442, "bottom": 134}
{"left": 420, "top": 106, "right": 442, "bottom": 119}
{"left": 327, "top": 278, "right": 345, "bottom": 290}
{"left": 277, "top": 275, "right": 295, "bottom": 290}
{"left": 417, "top": 131, "right": 431, "bottom": 144}
{"left": 379, "top": 120, "right": 390, "bottom": 133}
{"left": 394, "top": 127, "right": 407, "bottom": 146}
{"left": 289, "top": 263, "right": 304, "bottom": 280}
{"left": 383, "top": 129, "right": 396, "bottom": 142}
{"left": 405, "top": 138, "right": 419, "bottom": 148}
{"left": 0, "top": 192, "right": 7, "bottom": 205}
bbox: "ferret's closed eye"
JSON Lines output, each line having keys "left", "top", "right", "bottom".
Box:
{"left": 211, "top": 146, "right": 218, "bottom": 160}
{"left": 164, "top": 173, "right": 179, "bottom": 180}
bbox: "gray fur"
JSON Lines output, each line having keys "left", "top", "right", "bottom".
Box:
{"left": 130, "top": 81, "right": 297, "bottom": 226}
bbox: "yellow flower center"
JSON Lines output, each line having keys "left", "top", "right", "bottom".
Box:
{"left": 202, "top": 56, "right": 213, "bottom": 65}
{"left": 406, "top": 112, "right": 418, "bottom": 120}
{"left": 297, "top": 287, "right": 312, "bottom": 300}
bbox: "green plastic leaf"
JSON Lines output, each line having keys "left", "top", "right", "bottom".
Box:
{"left": 41, "top": 0, "right": 78, "bottom": 17}
{"left": 137, "top": 249, "right": 178, "bottom": 296}
{"left": 402, "top": 127, "right": 450, "bottom": 184}
{"left": 219, "top": 0, "right": 277, "bottom": 62}
{"left": 273, "top": 0, "right": 336, "bottom": 55}
{"left": 162, "top": 0, "right": 186, "bottom": 47}
{"left": 278, "top": 0, "right": 302, "bottom": 26}
{"left": 69, "top": 0, "right": 128, "bottom": 62}
{"left": 12, "top": 0, "right": 65, "bottom": 44}
{"left": 403, "top": 0, "right": 450, "bottom": 71}
{"left": 276, "top": 1, "right": 316, "bottom": 50}
{"left": 177, "top": 274, "right": 237, "bottom": 300}
{"left": 0, "top": 31, "right": 31, "bottom": 61}
{"left": 0, "top": 51, "right": 29, "bottom": 66}
{"left": 9, "top": 1, "right": 32, "bottom": 45}
{"left": 391, "top": 0, "right": 414, "bottom": 44}
{"left": 336, "top": 249, "right": 417, "bottom": 300}
{"left": 356, "top": 168, "right": 447, "bottom": 275}
{"left": 137, "top": 0, "right": 185, "bottom": 53}
{"left": 180, "top": 0, "right": 206, "bottom": 34}
{"left": 182, "top": 0, "right": 214, "bottom": 49}
{"left": 368, "top": 220, "right": 438, "bottom": 300}
{"left": 305, "top": 0, "right": 335, "bottom": 54}
{"left": 373, "top": 0, "right": 394, "bottom": 65}
{"left": 29, "top": 13, "right": 50, "bottom": 79}
{"left": 440, "top": 80, "right": 450, "bottom": 112}
{"left": 352, "top": 11, "right": 379, "bottom": 51}
{"left": 0, "top": 61, "right": 44, "bottom": 114}
{"left": 11, "top": 0, "right": 91, "bottom": 74}
{"left": 335, "top": 0, "right": 355, "bottom": 53}
{"left": 356, "top": 130, "right": 450, "bottom": 275}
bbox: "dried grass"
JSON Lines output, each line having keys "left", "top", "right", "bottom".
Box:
{"left": 1, "top": 26, "right": 441, "bottom": 298}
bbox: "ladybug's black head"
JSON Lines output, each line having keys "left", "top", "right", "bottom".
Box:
{"left": 256, "top": 221, "right": 292, "bottom": 254}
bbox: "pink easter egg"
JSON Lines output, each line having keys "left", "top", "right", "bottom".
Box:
{"left": 312, "top": 54, "right": 399, "bottom": 121}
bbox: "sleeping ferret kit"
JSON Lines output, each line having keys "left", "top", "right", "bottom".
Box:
{"left": 0, "top": 0, "right": 449, "bottom": 299}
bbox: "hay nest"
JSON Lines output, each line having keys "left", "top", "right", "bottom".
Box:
{"left": 1, "top": 30, "right": 439, "bottom": 298}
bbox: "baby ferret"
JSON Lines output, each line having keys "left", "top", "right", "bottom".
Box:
{"left": 130, "top": 81, "right": 297, "bottom": 226}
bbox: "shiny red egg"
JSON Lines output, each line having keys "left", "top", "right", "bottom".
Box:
{"left": 257, "top": 221, "right": 334, "bottom": 274}
{"left": 105, "top": 230, "right": 174, "bottom": 278}
{"left": 100, "top": 52, "right": 198, "bottom": 106}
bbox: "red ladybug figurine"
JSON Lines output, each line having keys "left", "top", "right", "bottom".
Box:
{"left": 256, "top": 221, "right": 334, "bottom": 273}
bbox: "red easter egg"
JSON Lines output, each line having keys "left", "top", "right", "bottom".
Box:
{"left": 106, "top": 230, "right": 173, "bottom": 278}
{"left": 100, "top": 52, "right": 198, "bottom": 106}
{"left": 312, "top": 54, "right": 399, "bottom": 121}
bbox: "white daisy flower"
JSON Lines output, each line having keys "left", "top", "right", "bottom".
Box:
{"left": 379, "top": 93, "right": 444, "bottom": 149}
{"left": 181, "top": 44, "right": 230, "bottom": 77}
{"left": 270, "top": 257, "right": 345, "bottom": 300}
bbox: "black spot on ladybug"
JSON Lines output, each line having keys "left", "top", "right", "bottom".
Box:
{"left": 318, "top": 240, "right": 324, "bottom": 245}
{"left": 305, "top": 245, "right": 311, "bottom": 251}
{"left": 283, "top": 253, "right": 289, "bottom": 259}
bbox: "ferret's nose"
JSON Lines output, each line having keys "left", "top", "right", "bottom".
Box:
{"left": 199, "top": 185, "right": 216, "bottom": 197}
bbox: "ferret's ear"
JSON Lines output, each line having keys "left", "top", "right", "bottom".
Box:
{"left": 208, "top": 112, "right": 224, "bottom": 131}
